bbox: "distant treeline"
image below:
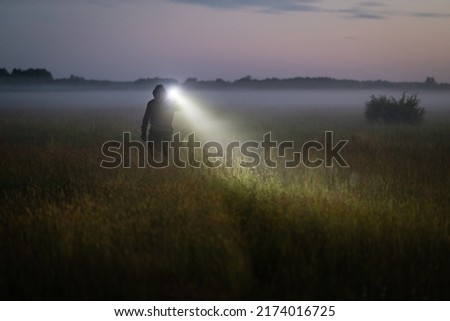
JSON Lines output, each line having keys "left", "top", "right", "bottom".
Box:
{"left": 1, "top": 67, "right": 449, "bottom": 90}
{"left": 0, "top": 68, "right": 53, "bottom": 83}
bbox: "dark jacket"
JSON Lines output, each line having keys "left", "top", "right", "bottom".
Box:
{"left": 141, "top": 99, "right": 176, "bottom": 135}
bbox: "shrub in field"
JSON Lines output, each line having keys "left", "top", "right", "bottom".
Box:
{"left": 365, "top": 93, "right": 425, "bottom": 124}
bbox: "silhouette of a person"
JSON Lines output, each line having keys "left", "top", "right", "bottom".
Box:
{"left": 141, "top": 84, "right": 176, "bottom": 154}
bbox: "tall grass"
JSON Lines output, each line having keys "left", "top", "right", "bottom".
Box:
{"left": 0, "top": 102, "right": 449, "bottom": 300}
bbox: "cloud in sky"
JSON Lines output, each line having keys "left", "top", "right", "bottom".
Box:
{"left": 169, "top": 0, "right": 388, "bottom": 19}
{"left": 5, "top": 0, "right": 449, "bottom": 20}
{"left": 170, "top": 0, "right": 320, "bottom": 11}
{"left": 170, "top": 0, "right": 450, "bottom": 20}
{"left": 410, "top": 12, "right": 450, "bottom": 18}
{"left": 336, "top": 4, "right": 392, "bottom": 20}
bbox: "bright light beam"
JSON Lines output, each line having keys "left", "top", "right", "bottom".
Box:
{"left": 168, "top": 86, "right": 249, "bottom": 167}
{"left": 168, "top": 87, "right": 216, "bottom": 137}
{"left": 168, "top": 87, "right": 181, "bottom": 101}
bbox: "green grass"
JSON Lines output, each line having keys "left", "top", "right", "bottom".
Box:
{"left": 0, "top": 101, "right": 449, "bottom": 300}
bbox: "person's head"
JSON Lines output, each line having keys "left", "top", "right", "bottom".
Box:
{"left": 152, "top": 84, "right": 167, "bottom": 101}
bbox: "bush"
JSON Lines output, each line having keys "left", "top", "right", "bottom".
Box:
{"left": 365, "top": 93, "right": 425, "bottom": 124}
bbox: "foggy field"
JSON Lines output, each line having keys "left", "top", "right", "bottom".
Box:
{"left": 0, "top": 89, "right": 449, "bottom": 300}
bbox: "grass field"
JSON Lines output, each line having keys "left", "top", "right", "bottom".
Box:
{"left": 0, "top": 90, "right": 449, "bottom": 300}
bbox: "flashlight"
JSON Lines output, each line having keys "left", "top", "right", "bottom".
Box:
{"left": 168, "top": 87, "right": 181, "bottom": 101}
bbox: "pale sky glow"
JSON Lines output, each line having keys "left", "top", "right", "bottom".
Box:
{"left": 1, "top": 0, "right": 450, "bottom": 82}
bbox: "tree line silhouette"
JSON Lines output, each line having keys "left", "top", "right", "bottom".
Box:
{"left": 0, "top": 68, "right": 53, "bottom": 83}
{"left": 1, "top": 67, "right": 448, "bottom": 90}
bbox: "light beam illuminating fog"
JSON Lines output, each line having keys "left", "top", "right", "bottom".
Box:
{"left": 168, "top": 87, "right": 233, "bottom": 143}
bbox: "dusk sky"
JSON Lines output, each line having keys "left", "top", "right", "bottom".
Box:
{"left": 1, "top": 0, "right": 450, "bottom": 82}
